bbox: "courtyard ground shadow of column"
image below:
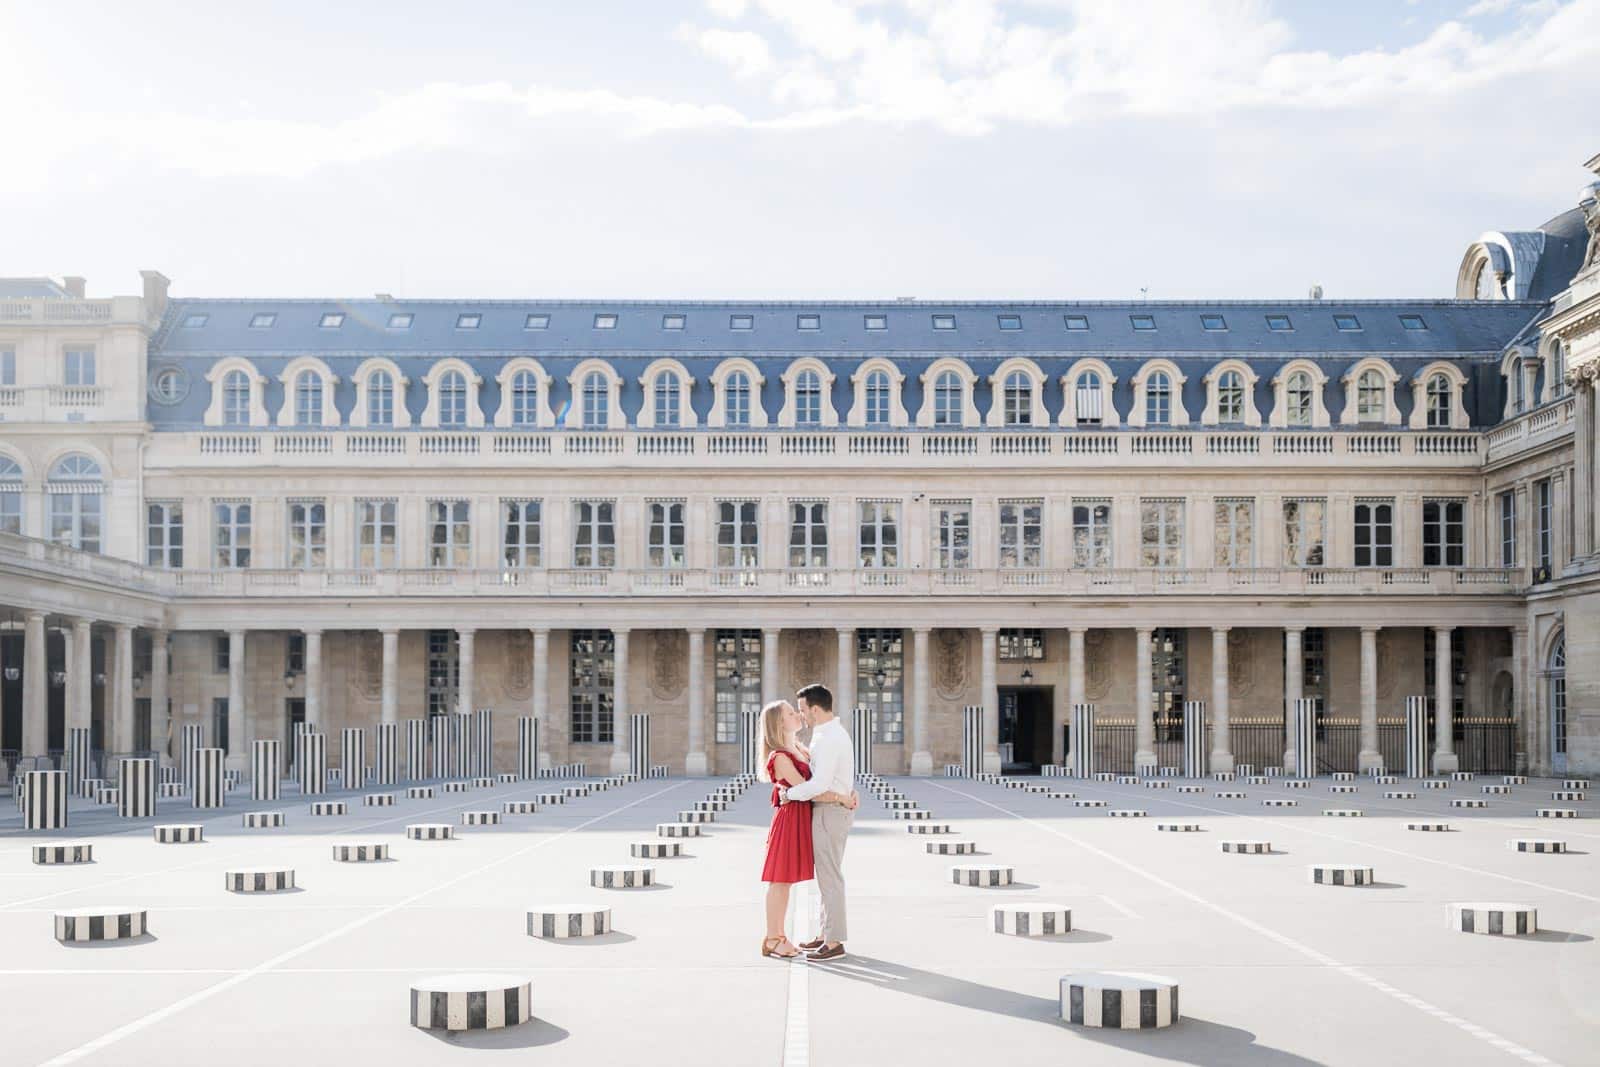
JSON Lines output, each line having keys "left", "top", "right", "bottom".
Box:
{"left": 818, "top": 955, "right": 1323, "bottom": 1066}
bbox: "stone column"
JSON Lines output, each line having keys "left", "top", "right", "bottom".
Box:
{"left": 69, "top": 618, "right": 91, "bottom": 733}
{"left": 457, "top": 628, "right": 475, "bottom": 715}
{"left": 910, "top": 626, "right": 932, "bottom": 776}
{"left": 1511, "top": 626, "right": 1529, "bottom": 772}
{"left": 1574, "top": 381, "right": 1594, "bottom": 559}
{"left": 380, "top": 629, "right": 398, "bottom": 725}
{"left": 21, "top": 610, "right": 46, "bottom": 756}
{"left": 227, "top": 629, "right": 246, "bottom": 765}
{"left": 1282, "top": 625, "right": 1303, "bottom": 772}
{"left": 113, "top": 623, "right": 134, "bottom": 752}
{"left": 761, "top": 627, "right": 780, "bottom": 707}
{"left": 1210, "top": 627, "right": 1233, "bottom": 772}
{"left": 531, "top": 627, "right": 550, "bottom": 771}
{"left": 980, "top": 627, "right": 1000, "bottom": 774}
{"left": 1135, "top": 627, "right": 1155, "bottom": 769}
{"left": 835, "top": 628, "right": 854, "bottom": 720}
{"left": 1358, "top": 626, "right": 1382, "bottom": 770}
{"left": 150, "top": 630, "right": 170, "bottom": 763}
{"left": 1067, "top": 627, "right": 1086, "bottom": 768}
{"left": 686, "top": 629, "right": 707, "bottom": 776}
{"left": 304, "top": 629, "right": 323, "bottom": 730}
{"left": 1433, "top": 626, "right": 1458, "bottom": 773}
{"left": 611, "top": 628, "right": 631, "bottom": 773}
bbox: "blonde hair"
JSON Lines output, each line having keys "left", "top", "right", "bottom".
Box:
{"left": 756, "top": 700, "right": 794, "bottom": 782}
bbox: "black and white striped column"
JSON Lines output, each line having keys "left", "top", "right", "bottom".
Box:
{"left": 405, "top": 718, "right": 427, "bottom": 781}
{"left": 1450, "top": 903, "right": 1537, "bottom": 936}
{"left": 1291, "top": 698, "right": 1317, "bottom": 779}
{"left": 409, "top": 974, "right": 532, "bottom": 1032}
{"left": 375, "top": 722, "right": 398, "bottom": 786}
{"left": 527, "top": 907, "right": 611, "bottom": 939}
{"left": 1060, "top": 972, "right": 1179, "bottom": 1029}
{"left": 192, "top": 747, "right": 225, "bottom": 808}
{"left": 1069, "top": 703, "right": 1094, "bottom": 778}
{"left": 181, "top": 722, "right": 204, "bottom": 789}
{"left": 55, "top": 907, "right": 148, "bottom": 943}
{"left": 474, "top": 708, "right": 493, "bottom": 776}
{"left": 629, "top": 713, "right": 650, "bottom": 780}
{"left": 23, "top": 769, "right": 69, "bottom": 830}
{"left": 341, "top": 728, "right": 367, "bottom": 792}
{"left": 962, "top": 705, "right": 982, "bottom": 779}
{"left": 252, "top": 739, "right": 281, "bottom": 801}
{"left": 852, "top": 706, "right": 873, "bottom": 774}
{"left": 298, "top": 733, "right": 327, "bottom": 795}
{"left": 517, "top": 716, "right": 539, "bottom": 780}
{"left": 117, "top": 757, "right": 156, "bottom": 818}
{"left": 65, "top": 726, "right": 92, "bottom": 797}
{"left": 1405, "top": 696, "right": 1428, "bottom": 778}
{"left": 449, "top": 712, "right": 468, "bottom": 779}
{"left": 1182, "top": 701, "right": 1207, "bottom": 779}
{"left": 739, "top": 709, "right": 760, "bottom": 777}
{"left": 992, "top": 904, "right": 1071, "bottom": 936}
{"left": 428, "top": 715, "right": 448, "bottom": 780}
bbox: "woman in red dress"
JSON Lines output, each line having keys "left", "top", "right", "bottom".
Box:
{"left": 759, "top": 699, "right": 854, "bottom": 958}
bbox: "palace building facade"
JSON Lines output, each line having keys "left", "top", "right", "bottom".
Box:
{"left": 2, "top": 158, "right": 1599, "bottom": 780}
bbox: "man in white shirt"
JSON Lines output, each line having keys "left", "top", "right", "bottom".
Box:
{"left": 780, "top": 682, "right": 855, "bottom": 960}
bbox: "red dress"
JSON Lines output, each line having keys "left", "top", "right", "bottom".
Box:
{"left": 761, "top": 749, "right": 815, "bottom": 883}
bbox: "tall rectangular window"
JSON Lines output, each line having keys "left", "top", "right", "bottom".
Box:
{"left": 0, "top": 347, "right": 15, "bottom": 385}
{"left": 1283, "top": 498, "right": 1326, "bottom": 567}
{"left": 64, "top": 347, "right": 96, "bottom": 386}
{"left": 426, "top": 499, "right": 471, "bottom": 568}
{"left": 1302, "top": 627, "right": 1327, "bottom": 697}
{"left": 858, "top": 500, "right": 899, "bottom": 567}
{"left": 1073, "top": 500, "right": 1112, "bottom": 568}
{"left": 1353, "top": 498, "right": 1393, "bottom": 568}
{"left": 999, "top": 628, "right": 1044, "bottom": 660}
{"left": 1213, "top": 498, "right": 1253, "bottom": 567}
{"left": 1140, "top": 498, "right": 1184, "bottom": 569}
{"left": 146, "top": 501, "right": 183, "bottom": 568}
{"left": 999, "top": 500, "right": 1042, "bottom": 568}
{"left": 716, "top": 500, "right": 759, "bottom": 569}
{"left": 286, "top": 633, "right": 305, "bottom": 675}
{"left": 356, "top": 498, "right": 397, "bottom": 569}
{"left": 0, "top": 462, "right": 20, "bottom": 533}
{"left": 286, "top": 499, "right": 327, "bottom": 569}
{"left": 647, "top": 500, "right": 685, "bottom": 569}
{"left": 933, "top": 501, "right": 971, "bottom": 570}
{"left": 1536, "top": 479, "right": 1552, "bottom": 572}
{"left": 1422, "top": 499, "right": 1465, "bottom": 567}
{"left": 501, "top": 499, "right": 542, "bottom": 567}
{"left": 1152, "top": 628, "right": 1185, "bottom": 741}
{"left": 426, "top": 630, "right": 458, "bottom": 716}
{"left": 215, "top": 634, "right": 230, "bottom": 672}
{"left": 212, "top": 697, "right": 230, "bottom": 754}
{"left": 213, "top": 500, "right": 252, "bottom": 569}
{"left": 858, "top": 629, "right": 904, "bottom": 743}
{"left": 715, "top": 629, "right": 761, "bottom": 744}
{"left": 789, "top": 501, "right": 828, "bottom": 568}
{"left": 569, "top": 629, "right": 615, "bottom": 744}
{"left": 573, "top": 500, "right": 616, "bottom": 568}
{"left": 1499, "top": 491, "right": 1516, "bottom": 568}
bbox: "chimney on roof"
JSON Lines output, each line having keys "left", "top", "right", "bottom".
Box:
{"left": 1309, "top": 284, "right": 1324, "bottom": 300}
{"left": 376, "top": 292, "right": 394, "bottom": 302}
{"left": 62, "top": 276, "right": 86, "bottom": 299}
{"left": 140, "top": 270, "right": 171, "bottom": 319}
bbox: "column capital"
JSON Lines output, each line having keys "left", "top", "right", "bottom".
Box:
{"left": 1282, "top": 624, "right": 1305, "bottom": 635}
{"left": 1134, "top": 626, "right": 1154, "bottom": 638}
{"left": 228, "top": 628, "right": 246, "bottom": 639}
{"left": 1210, "top": 625, "right": 1231, "bottom": 635}
{"left": 71, "top": 616, "right": 92, "bottom": 630}
{"left": 303, "top": 627, "right": 324, "bottom": 638}
{"left": 1360, "top": 625, "right": 1382, "bottom": 635}
{"left": 612, "top": 627, "right": 631, "bottom": 639}
{"left": 1511, "top": 625, "right": 1529, "bottom": 637}
{"left": 456, "top": 626, "right": 477, "bottom": 638}
{"left": 979, "top": 626, "right": 1000, "bottom": 638}
{"left": 528, "top": 626, "right": 551, "bottom": 637}
{"left": 113, "top": 621, "right": 134, "bottom": 633}
{"left": 762, "top": 626, "right": 782, "bottom": 637}
{"left": 911, "top": 625, "right": 933, "bottom": 635}
{"left": 24, "top": 609, "right": 46, "bottom": 622}
{"left": 1068, "top": 625, "right": 1088, "bottom": 636}
{"left": 1433, "top": 625, "right": 1453, "bottom": 638}
{"left": 379, "top": 627, "right": 399, "bottom": 637}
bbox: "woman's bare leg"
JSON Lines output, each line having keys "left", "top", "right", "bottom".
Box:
{"left": 765, "top": 881, "right": 793, "bottom": 939}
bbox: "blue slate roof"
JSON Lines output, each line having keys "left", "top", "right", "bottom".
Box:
{"left": 0, "top": 277, "right": 70, "bottom": 298}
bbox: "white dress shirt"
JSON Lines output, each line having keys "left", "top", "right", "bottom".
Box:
{"left": 784, "top": 716, "right": 854, "bottom": 802}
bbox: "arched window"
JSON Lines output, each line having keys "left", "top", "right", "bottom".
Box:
{"left": 222, "top": 370, "right": 251, "bottom": 426}
{"left": 1426, "top": 373, "right": 1452, "bottom": 428}
{"left": 511, "top": 370, "right": 539, "bottom": 426}
{"left": 581, "top": 371, "right": 609, "bottom": 430}
{"left": 1551, "top": 342, "right": 1566, "bottom": 398}
{"left": 1146, "top": 371, "right": 1172, "bottom": 426}
{"left": 725, "top": 371, "right": 752, "bottom": 428}
{"left": 439, "top": 370, "right": 467, "bottom": 428}
{"left": 1474, "top": 262, "right": 1498, "bottom": 300}
{"left": 1549, "top": 632, "right": 1566, "bottom": 765}
{"left": 1217, "top": 370, "right": 1245, "bottom": 423}
{"left": 1075, "top": 371, "right": 1103, "bottom": 425}
{"left": 933, "top": 371, "right": 962, "bottom": 427}
{"left": 1286, "top": 371, "right": 1313, "bottom": 427}
{"left": 1511, "top": 359, "right": 1526, "bottom": 413}
{"left": 653, "top": 373, "right": 681, "bottom": 428}
{"left": 864, "top": 369, "right": 891, "bottom": 426}
{"left": 368, "top": 370, "right": 394, "bottom": 427}
{"left": 48, "top": 453, "right": 102, "bottom": 552}
{"left": 294, "top": 373, "right": 323, "bottom": 425}
{"left": 795, "top": 370, "right": 822, "bottom": 427}
{"left": 0, "top": 455, "right": 23, "bottom": 534}
{"left": 1003, "top": 370, "right": 1032, "bottom": 427}
{"left": 1356, "top": 369, "right": 1385, "bottom": 422}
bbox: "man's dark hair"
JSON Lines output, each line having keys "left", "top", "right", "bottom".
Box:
{"left": 795, "top": 683, "right": 833, "bottom": 713}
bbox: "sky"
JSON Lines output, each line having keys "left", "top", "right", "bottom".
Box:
{"left": 1, "top": 0, "right": 1596, "bottom": 302}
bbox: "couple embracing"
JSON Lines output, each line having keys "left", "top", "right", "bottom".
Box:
{"left": 757, "top": 683, "right": 859, "bottom": 961}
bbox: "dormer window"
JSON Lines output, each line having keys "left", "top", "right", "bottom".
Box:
{"left": 1201, "top": 314, "right": 1227, "bottom": 331}
{"left": 1334, "top": 314, "right": 1361, "bottom": 331}
{"left": 319, "top": 312, "right": 345, "bottom": 329}
{"left": 1130, "top": 314, "right": 1156, "bottom": 331}
{"left": 249, "top": 312, "right": 277, "bottom": 329}
{"left": 662, "top": 314, "right": 685, "bottom": 330}
{"left": 456, "top": 313, "right": 481, "bottom": 330}
{"left": 997, "top": 314, "right": 1022, "bottom": 331}
{"left": 182, "top": 313, "right": 208, "bottom": 328}
{"left": 864, "top": 314, "right": 887, "bottom": 331}
{"left": 1064, "top": 315, "right": 1090, "bottom": 331}
{"left": 594, "top": 313, "right": 618, "bottom": 330}
{"left": 932, "top": 314, "right": 955, "bottom": 330}
{"left": 730, "top": 314, "right": 754, "bottom": 331}
{"left": 387, "top": 313, "right": 413, "bottom": 330}
{"left": 1266, "top": 314, "right": 1292, "bottom": 331}
{"left": 797, "top": 314, "right": 820, "bottom": 331}
{"left": 1400, "top": 314, "right": 1428, "bottom": 331}
{"left": 525, "top": 313, "right": 550, "bottom": 330}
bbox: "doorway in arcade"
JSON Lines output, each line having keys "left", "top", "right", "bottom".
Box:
{"left": 999, "top": 686, "right": 1055, "bottom": 774}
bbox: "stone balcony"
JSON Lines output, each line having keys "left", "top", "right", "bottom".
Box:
{"left": 1482, "top": 396, "right": 1577, "bottom": 466}
{"left": 0, "top": 296, "right": 146, "bottom": 325}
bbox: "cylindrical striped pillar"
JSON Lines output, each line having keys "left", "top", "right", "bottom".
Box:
{"left": 1405, "top": 696, "right": 1428, "bottom": 778}
{"left": 852, "top": 706, "right": 873, "bottom": 774}
{"left": 1182, "top": 701, "right": 1207, "bottom": 779}
{"left": 461, "top": 710, "right": 479, "bottom": 777}
{"left": 450, "top": 712, "right": 469, "bottom": 779}
{"left": 962, "top": 706, "right": 982, "bottom": 778}
{"left": 341, "top": 728, "right": 367, "bottom": 791}
{"left": 474, "top": 708, "right": 493, "bottom": 777}
{"left": 376, "top": 722, "right": 398, "bottom": 786}
{"left": 1069, "top": 704, "right": 1095, "bottom": 778}
{"left": 517, "top": 716, "right": 539, "bottom": 780}
{"left": 629, "top": 714, "right": 650, "bottom": 780}
{"left": 193, "top": 747, "right": 226, "bottom": 808}
{"left": 23, "top": 769, "right": 69, "bottom": 829}
{"left": 739, "top": 709, "right": 761, "bottom": 777}
{"left": 65, "top": 726, "right": 92, "bottom": 797}
{"left": 117, "top": 757, "right": 156, "bottom": 818}
{"left": 429, "top": 715, "right": 448, "bottom": 780}
{"left": 405, "top": 718, "right": 426, "bottom": 781}
{"left": 252, "top": 739, "right": 281, "bottom": 800}
{"left": 181, "top": 723, "right": 204, "bottom": 788}
{"left": 298, "top": 733, "right": 327, "bottom": 795}
{"left": 1292, "top": 698, "right": 1318, "bottom": 779}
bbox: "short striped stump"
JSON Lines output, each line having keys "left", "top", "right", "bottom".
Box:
{"left": 461, "top": 811, "right": 500, "bottom": 826}
{"left": 443, "top": 782, "right": 471, "bottom": 794}
{"left": 498, "top": 773, "right": 518, "bottom": 784}
{"left": 927, "top": 840, "right": 975, "bottom": 854}
{"left": 409, "top": 973, "right": 532, "bottom": 1032}
{"left": 473, "top": 777, "right": 494, "bottom": 789}
{"left": 1283, "top": 780, "right": 1309, "bottom": 790}
{"left": 1262, "top": 799, "right": 1298, "bottom": 808}
{"left": 226, "top": 867, "right": 295, "bottom": 893}
{"left": 1562, "top": 779, "right": 1590, "bottom": 790}
{"left": 55, "top": 906, "right": 147, "bottom": 943}
{"left": 96, "top": 787, "right": 119, "bottom": 805}
{"left": 154, "top": 824, "right": 203, "bottom": 844}
{"left": 1375, "top": 775, "right": 1399, "bottom": 785}
{"left": 1449, "top": 799, "right": 1488, "bottom": 809}
{"left": 1323, "top": 809, "right": 1364, "bottom": 818}
{"left": 1176, "top": 785, "right": 1206, "bottom": 794}
{"left": 1144, "top": 781, "right": 1170, "bottom": 790}
{"left": 1552, "top": 791, "right": 1587, "bottom": 801}
{"left": 158, "top": 782, "right": 185, "bottom": 798}
{"left": 1212, "top": 772, "right": 1236, "bottom": 782}
{"left": 1384, "top": 791, "right": 1418, "bottom": 799}
{"left": 1025, "top": 784, "right": 1051, "bottom": 794}
{"left": 1050, "top": 791, "right": 1079, "bottom": 799}
{"left": 563, "top": 785, "right": 590, "bottom": 798}
{"left": 33, "top": 843, "right": 94, "bottom": 865}
{"left": 590, "top": 865, "right": 654, "bottom": 888}
{"left": 1537, "top": 808, "right": 1577, "bottom": 819}
{"left": 1502, "top": 775, "right": 1528, "bottom": 785}
{"left": 1107, "top": 809, "right": 1146, "bottom": 818}
{"left": 1003, "top": 780, "right": 1028, "bottom": 790}
{"left": 884, "top": 800, "right": 917, "bottom": 810}
{"left": 527, "top": 907, "right": 611, "bottom": 939}
{"left": 1074, "top": 800, "right": 1108, "bottom": 808}
{"left": 906, "top": 822, "right": 953, "bottom": 834}
{"left": 656, "top": 823, "right": 701, "bottom": 838}
{"left": 992, "top": 904, "right": 1071, "bottom": 936}
{"left": 894, "top": 810, "right": 932, "bottom": 820}
{"left": 1329, "top": 785, "right": 1358, "bottom": 794}
{"left": 363, "top": 793, "right": 395, "bottom": 807}
{"left": 243, "top": 811, "right": 285, "bottom": 829}
{"left": 1215, "top": 791, "right": 1248, "bottom": 800}
{"left": 1309, "top": 864, "right": 1374, "bottom": 886}
{"left": 1156, "top": 822, "right": 1201, "bottom": 832}
{"left": 1060, "top": 972, "right": 1179, "bottom": 1030}
{"left": 1407, "top": 822, "right": 1451, "bottom": 832}
{"left": 1509, "top": 839, "right": 1565, "bottom": 853}
{"left": 631, "top": 841, "right": 681, "bottom": 858}
{"left": 951, "top": 864, "right": 1013, "bottom": 887}
{"left": 1093, "top": 772, "right": 1117, "bottom": 782}
{"left": 1246, "top": 776, "right": 1270, "bottom": 786}
{"left": 695, "top": 800, "right": 728, "bottom": 812}
{"left": 1220, "top": 841, "right": 1270, "bottom": 854}
{"left": 1481, "top": 785, "right": 1511, "bottom": 795}
{"left": 406, "top": 824, "right": 454, "bottom": 841}
{"left": 332, "top": 842, "right": 390, "bottom": 862}
{"left": 1450, "top": 772, "right": 1475, "bottom": 782}
{"left": 1450, "top": 903, "right": 1537, "bottom": 936}
{"left": 1331, "top": 772, "right": 1355, "bottom": 781}
{"left": 1115, "top": 776, "right": 1139, "bottom": 785}
{"left": 537, "top": 793, "right": 565, "bottom": 805}
{"left": 502, "top": 800, "right": 539, "bottom": 815}
{"left": 1423, "top": 780, "right": 1450, "bottom": 790}
{"left": 406, "top": 786, "right": 435, "bottom": 799}
{"left": 587, "top": 781, "right": 608, "bottom": 793}
{"left": 310, "top": 801, "right": 347, "bottom": 816}
{"left": 677, "top": 811, "right": 715, "bottom": 823}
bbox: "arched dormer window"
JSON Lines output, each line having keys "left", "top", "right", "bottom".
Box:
{"left": 917, "top": 358, "right": 978, "bottom": 428}
{"left": 1059, "top": 359, "right": 1120, "bottom": 429}
{"left": 865, "top": 370, "right": 891, "bottom": 426}
{"left": 351, "top": 358, "right": 411, "bottom": 429}
{"left": 583, "top": 371, "right": 610, "bottom": 430}
{"left": 1339, "top": 359, "right": 1400, "bottom": 426}
{"left": 1146, "top": 372, "right": 1172, "bottom": 425}
{"left": 1286, "top": 372, "right": 1313, "bottom": 426}
{"left": 420, "top": 359, "right": 485, "bottom": 429}
{"left": 511, "top": 371, "right": 539, "bottom": 426}
{"left": 1407, "top": 361, "right": 1469, "bottom": 430}
{"left": 295, "top": 372, "right": 323, "bottom": 426}
{"left": 1128, "top": 360, "right": 1189, "bottom": 428}
{"left": 985, "top": 358, "right": 1045, "bottom": 429}
{"left": 491, "top": 358, "right": 552, "bottom": 429}
{"left": 848, "top": 359, "right": 907, "bottom": 428}
{"left": 559, "top": 360, "right": 622, "bottom": 431}
{"left": 779, "top": 359, "right": 835, "bottom": 428}
{"left": 440, "top": 370, "right": 468, "bottom": 427}
{"left": 1546, "top": 339, "right": 1566, "bottom": 403}
{"left": 725, "top": 371, "right": 752, "bottom": 427}
{"left": 1005, "top": 371, "right": 1032, "bottom": 426}
{"left": 1426, "top": 374, "right": 1451, "bottom": 427}
{"left": 47, "top": 452, "right": 103, "bottom": 552}
{"left": 203, "top": 357, "right": 269, "bottom": 427}
{"left": 1357, "top": 371, "right": 1384, "bottom": 421}
{"left": 933, "top": 371, "right": 962, "bottom": 426}
{"left": 1217, "top": 372, "right": 1244, "bottom": 422}
{"left": 1269, "top": 359, "right": 1330, "bottom": 429}
{"left": 223, "top": 370, "right": 251, "bottom": 426}
{"left": 1202, "top": 360, "right": 1261, "bottom": 427}
{"left": 635, "top": 359, "right": 695, "bottom": 430}
{"left": 274, "top": 357, "right": 339, "bottom": 428}
{"left": 796, "top": 370, "right": 823, "bottom": 426}
{"left": 709, "top": 359, "right": 768, "bottom": 429}
{"left": 369, "top": 370, "right": 394, "bottom": 426}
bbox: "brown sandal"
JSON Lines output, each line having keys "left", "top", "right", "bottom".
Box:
{"left": 761, "top": 936, "right": 799, "bottom": 958}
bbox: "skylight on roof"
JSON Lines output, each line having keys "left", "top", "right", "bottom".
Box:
{"left": 1266, "top": 314, "right": 1293, "bottom": 331}
{"left": 525, "top": 313, "right": 549, "bottom": 330}
{"left": 730, "top": 314, "right": 754, "bottom": 331}
{"left": 662, "top": 314, "right": 685, "bottom": 331}
{"left": 997, "top": 314, "right": 1022, "bottom": 331}
{"left": 931, "top": 314, "right": 955, "bottom": 330}
{"left": 1400, "top": 314, "right": 1428, "bottom": 330}
{"left": 1334, "top": 314, "right": 1362, "bottom": 331}
{"left": 1201, "top": 314, "right": 1227, "bottom": 331}
{"left": 456, "top": 313, "right": 481, "bottom": 330}
{"left": 1064, "top": 315, "right": 1089, "bottom": 331}
{"left": 1130, "top": 314, "right": 1156, "bottom": 331}
{"left": 387, "top": 313, "right": 413, "bottom": 330}
{"left": 864, "top": 314, "right": 887, "bottom": 331}
{"left": 594, "top": 313, "right": 617, "bottom": 330}
{"left": 319, "top": 312, "right": 345, "bottom": 329}
{"left": 797, "top": 314, "right": 820, "bottom": 331}
{"left": 248, "top": 312, "right": 276, "bottom": 329}
{"left": 181, "top": 313, "right": 208, "bottom": 328}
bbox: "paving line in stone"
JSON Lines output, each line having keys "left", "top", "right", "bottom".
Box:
{"left": 36, "top": 781, "right": 690, "bottom": 1067}
{"left": 781, "top": 879, "right": 812, "bottom": 1067}
{"left": 929, "top": 781, "right": 1564, "bottom": 1067}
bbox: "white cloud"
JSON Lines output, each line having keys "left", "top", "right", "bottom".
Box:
{"left": 1464, "top": 0, "right": 1515, "bottom": 14}
{"left": 705, "top": 0, "right": 749, "bottom": 16}
{"left": 683, "top": 27, "right": 775, "bottom": 79}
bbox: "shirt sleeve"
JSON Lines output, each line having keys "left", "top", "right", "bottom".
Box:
{"left": 783, "top": 729, "right": 832, "bottom": 801}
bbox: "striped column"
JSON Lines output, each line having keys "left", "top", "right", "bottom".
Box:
{"left": 429, "top": 715, "right": 448, "bottom": 780}
{"left": 252, "top": 740, "right": 281, "bottom": 800}
{"left": 117, "top": 757, "right": 156, "bottom": 818}
{"left": 375, "top": 722, "right": 398, "bottom": 786}
{"left": 298, "top": 733, "right": 327, "bottom": 795}
{"left": 1405, "top": 696, "right": 1429, "bottom": 779}
{"left": 852, "top": 706, "right": 873, "bottom": 774}
{"left": 629, "top": 714, "right": 650, "bottom": 780}
{"left": 405, "top": 718, "right": 427, "bottom": 781}
{"left": 1292, "top": 698, "right": 1318, "bottom": 780}
{"left": 192, "top": 747, "right": 226, "bottom": 808}
{"left": 181, "top": 723, "right": 204, "bottom": 788}
{"left": 962, "top": 705, "right": 983, "bottom": 779}
{"left": 448, "top": 713, "right": 467, "bottom": 779}
{"left": 517, "top": 716, "right": 539, "bottom": 780}
{"left": 341, "top": 728, "right": 367, "bottom": 791}
{"left": 461, "top": 710, "right": 480, "bottom": 777}
{"left": 1182, "top": 701, "right": 1207, "bottom": 779}
{"left": 1069, "top": 704, "right": 1095, "bottom": 778}
{"left": 474, "top": 708, "right": 493, "bottom": 776}
{"left": 739, "top": 709, "right": 760, "bottom": 777}
{"left": 66, "top": 726, "right": 92, "bottom": 797}
{"left": 23, "top": 769, "right": 69, "bottom": 829}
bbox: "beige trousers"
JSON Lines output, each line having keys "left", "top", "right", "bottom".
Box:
{"left": 812, "top": 802, "right": 853, "bottom": 943}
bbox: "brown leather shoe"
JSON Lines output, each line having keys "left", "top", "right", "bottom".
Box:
{"left": 807, "top": 943, "right": 846, "bottom": 961}
{"left": 798, "top": 937, "right": 824, "bottom": 951}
